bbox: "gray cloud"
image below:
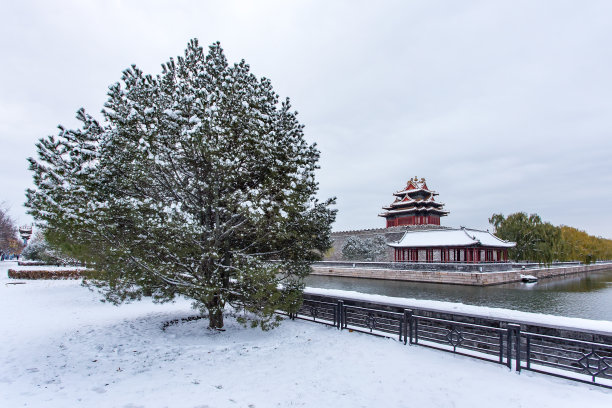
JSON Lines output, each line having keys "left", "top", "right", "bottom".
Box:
{"left": 1, "top": 0, "right": 611, "bottom": 237}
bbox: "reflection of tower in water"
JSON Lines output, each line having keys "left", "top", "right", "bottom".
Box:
{"left": 19, "top": 225, "right": 32, "bottom": 246}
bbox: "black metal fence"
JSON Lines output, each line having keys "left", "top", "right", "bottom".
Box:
{"left": 286, "top": 293, "right": 612, "bottom": 388}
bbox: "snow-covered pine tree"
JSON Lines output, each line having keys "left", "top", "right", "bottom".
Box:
{"left": 368, "top": 235, "right": 389, "bottom": 261}
{"left": 26, "top": 39, "right": 336, "bottom": 329}
{"left": 341, "top": 235, "right": 388, "bottom": 261}
{"left": 342, "top": 236, "right": 371, "bottom": 261}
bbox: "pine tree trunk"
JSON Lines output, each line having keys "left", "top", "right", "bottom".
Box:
{"left": 207, "top": 295, "right": 224, "bottom": 329}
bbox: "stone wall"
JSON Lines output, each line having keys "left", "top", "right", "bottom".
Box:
{"left": 310, "top": 262, "right": 612, "bottom": 286}
{"left": 314, "top": 260, "right": 511, "bottom": 272}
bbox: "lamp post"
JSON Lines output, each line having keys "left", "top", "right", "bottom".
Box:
{"left": 19, "top": 225, "right": 32, "bottom": 246}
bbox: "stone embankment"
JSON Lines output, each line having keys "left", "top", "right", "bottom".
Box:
{"left": 310, "top": 262, "right": 612, "bottom": 286}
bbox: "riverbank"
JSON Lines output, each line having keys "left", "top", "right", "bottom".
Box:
{"left": 311, "top": 262, "right": 612, "bottom": 286}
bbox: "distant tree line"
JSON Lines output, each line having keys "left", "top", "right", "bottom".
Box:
{"left": 489, "top": 212, "right": 612, "bottom": 264}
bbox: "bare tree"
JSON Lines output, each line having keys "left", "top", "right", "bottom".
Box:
{"left": 0, "top": 204, "right": 21, "bottom": 258}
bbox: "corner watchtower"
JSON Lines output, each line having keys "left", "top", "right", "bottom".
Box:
{"left": 379, "top": 177, "right": 449, "bottom": 227}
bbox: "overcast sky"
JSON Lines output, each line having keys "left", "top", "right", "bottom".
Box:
{"left": 1, "top": 0, "right": 611, "bottom": 238}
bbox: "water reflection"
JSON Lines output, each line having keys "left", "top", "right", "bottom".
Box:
{"left": 305, "top": 269, "right": 612, "bottom": 321}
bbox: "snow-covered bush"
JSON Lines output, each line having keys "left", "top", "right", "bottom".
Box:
{"left": 21, "top": 233, "right": 80, "bottom": 266}
{"left": 8, "top": 268, "right": 85, "bottom": 280}
{"left": 342, "top": 235, "right": 388, "bottom": 261}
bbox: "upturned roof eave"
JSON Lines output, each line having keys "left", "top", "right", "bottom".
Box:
{"left": 380, "top": 208, "right": 450, "bottom": 216}
{"left": 393, "top": 188, "right": 439, "bottom": 196}
{"left": 388, "top": 201, "right": 446, "bottom": 209}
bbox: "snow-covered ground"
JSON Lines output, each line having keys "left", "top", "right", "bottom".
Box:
{"left": 1, "top": 261, "right": 610, "bottom": 408}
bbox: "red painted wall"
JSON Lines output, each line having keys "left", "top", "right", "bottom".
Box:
{"left": 386, "top": 214, "right": 440, "bottom": 227}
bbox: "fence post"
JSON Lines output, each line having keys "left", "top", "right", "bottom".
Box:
{"left": 507, "top": 323, "right": 521, "bottom": 372}
{"left": 337, "top": 300, "right": 344, "bottom": 330}
{"left": 403, "top": 309, "right": 413, "bottom": 345}
{"left": 335, "top": 300, "right": 339, "bottom": 329}
{"left": 498, "top": 332, "right": 504, "bottom": 364}
{"left": 525, "top": 336, "right": 531, "bottom": 370}
{"left": 506, "top": 326, "right": 512, "bottom": 369}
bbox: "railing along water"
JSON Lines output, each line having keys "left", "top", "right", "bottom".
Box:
{"left": 286, "top": 293, "right": 612, "bottom": 388}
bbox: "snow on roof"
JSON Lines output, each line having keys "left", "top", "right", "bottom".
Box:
{"left": 393, "top": 177, "right": 439, "bottom": 196}
{"left": 462, "top": 228, "right": 516, "bottom": 248}
{"left": 389, "top": 228, "right": 515, "bottom": 248}
{"left": 394, "top": 187, "right": 438, "bottom": 196}
{"left": 389, "top": 199, "right": 444, "bottom": 208}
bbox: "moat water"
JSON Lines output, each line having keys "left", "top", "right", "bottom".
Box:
{"left": 305, "top": 268, "right": 612, "bottom": 321}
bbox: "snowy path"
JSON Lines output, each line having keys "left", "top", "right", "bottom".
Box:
{"left": 1, "top": 261, "right": 610, "bottom": 408}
